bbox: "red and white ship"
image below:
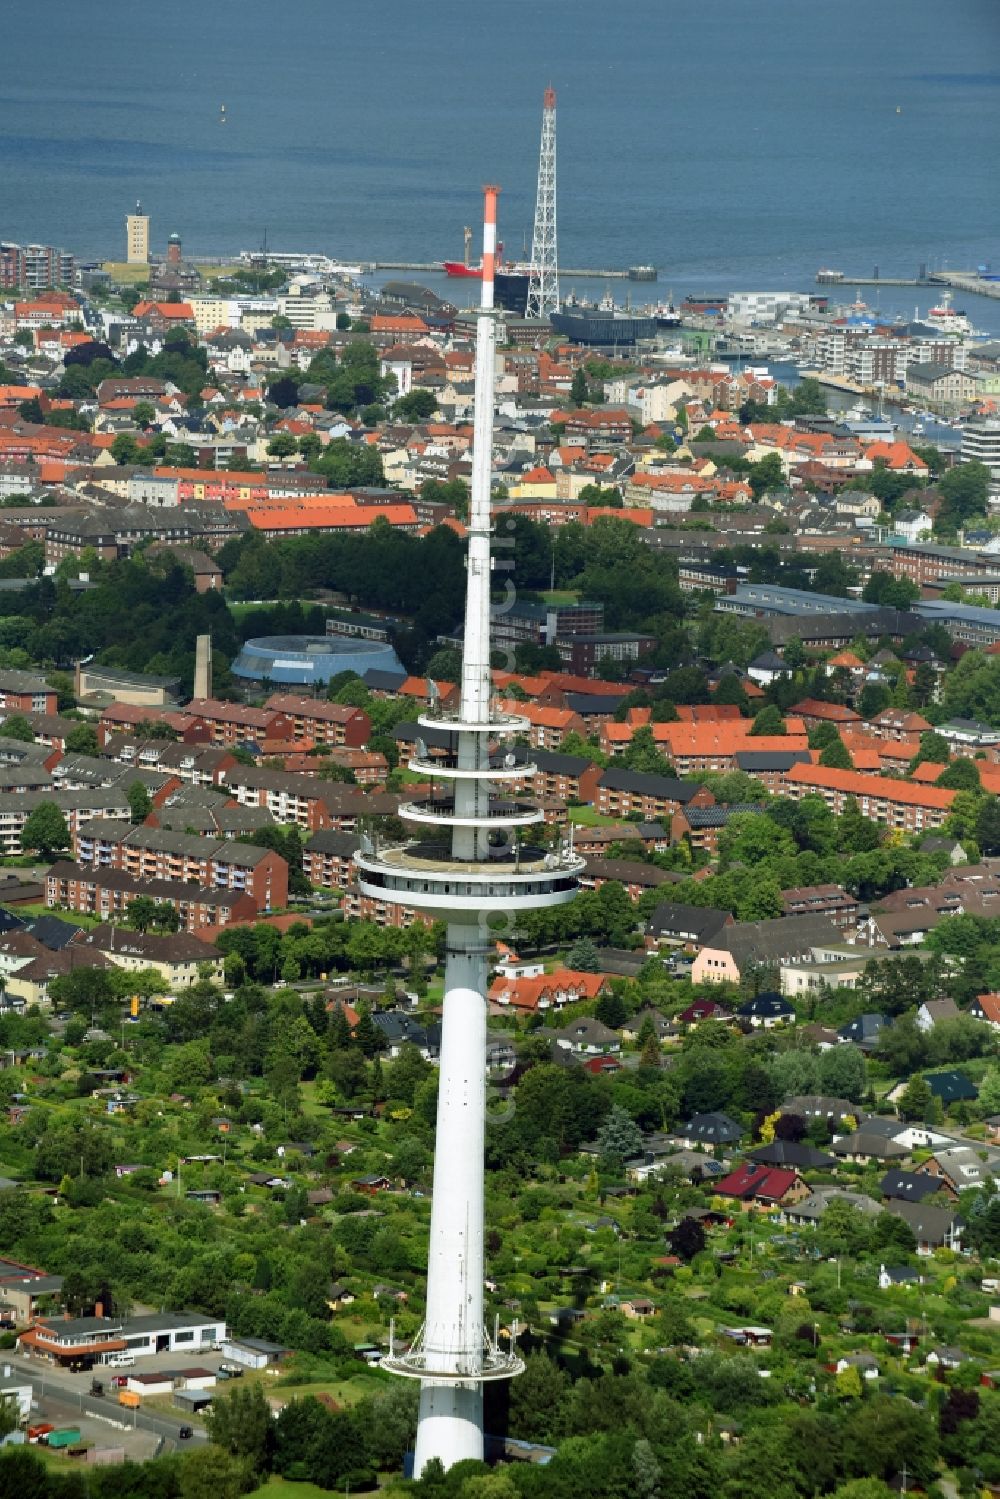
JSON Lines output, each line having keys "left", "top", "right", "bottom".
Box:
{"left": 442, "top": 241, "right": 530, "bottom": 279}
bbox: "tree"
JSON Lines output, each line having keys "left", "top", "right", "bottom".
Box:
{"left": 750, "top": 704, "right": 785, "bottom": 737}
{"left": 568, "top": 935, "right": 600, "bottom": 971}
{"left": 896, "top": 1074, "right": 932, "bottom": 1122}
{"left": 937, "top": 757, "right": 981, "bottom": 791}
{"left": 1, "top": 715, "right": 34, "bottom": 742}
{"left": 21, "top": 800, "right": 69, "bottom": 857}
{"left": 937, "top": 461, "right": 990, "bottom": 530}
{"left": 668, "top": 1216, "right": 706, "bottom": 1261}
{"left": 127, "top": 781, "right": 153, "bottom": 823}
{"left": 835, "top": 1365, "right": 863, "bottom": 1400}
{"left": 127, "top": 896, "right": 160, "bottom": 933}
{"left": 632, "top": 1438, "right": 663, "bottom": 1499}
{"left": 205, "top": 1378, "right": 273, "bottom": 1468}
{"left": 621, "top": 725, "right": 674, "bottom": 775}
{"left": 395, "top": 388, "right": 436, "bottom": 421}
{"left": 597, "top": 1104, "right": 643, "bottom": 1167}
{"left": 266, "top": 432, "right": 298, "bottom": 458}
{"left": 595, "top": 989, "right": 627, "bottom": 1029}
{"left": 819, "top": 735, "right": 854, "bottom": 770}
{"left": 178, "top": 1446, "right": 253, "bottom": 1499}
{"left": 111, "top": 432, "right": 147, "bottom": 466}
{"left": 570, "top": 368, "right": 589, "bottom": 407}
{"left": 976, "top": 795, "right": 1000, "bottom": 855}
{"left": 18, "top": 397, "right": 44, "bottom": 424}
{"left": 64, "top": 723, "right": 99, "bottom": 756}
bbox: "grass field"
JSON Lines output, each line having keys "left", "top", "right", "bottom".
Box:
{"left": 226, "top": 598, "right": 323, "bottom": 618}
{"left": 101, "top": 262, "right": 152, "bottom": 284}
{"left": 540, "top": 589, "right": 579, "bottom": 605}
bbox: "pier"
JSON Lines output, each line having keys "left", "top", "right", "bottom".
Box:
{"left": 816, "top": 269, "right": 1000, "bottom": 299}
{"left": 816, "top": 275, "right": 931, "bottom": 288}
{"left": 373, "top": 261, "right": 639, "bottom": 280}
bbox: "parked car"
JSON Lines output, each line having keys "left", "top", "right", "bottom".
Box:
{"left": 178, "top": 1426, "right": 193, "bottom": 1440}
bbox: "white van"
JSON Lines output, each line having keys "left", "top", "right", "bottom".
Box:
{"left": 104, "top": 1353, "right": 135, "bottom": 1368}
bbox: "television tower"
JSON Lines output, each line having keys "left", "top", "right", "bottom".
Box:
{"left": 526, "top": 87, "right": 559, "bottom": 320}
{"left": 357, "top": 186, "right": 582, "bottom": 1475}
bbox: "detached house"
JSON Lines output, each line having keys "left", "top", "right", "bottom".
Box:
{"left": 714, "top": 1163, "right": 809, "bottom": 1208}
{"left": 970, "top": 993, "right": 1000, "bottom": 1032}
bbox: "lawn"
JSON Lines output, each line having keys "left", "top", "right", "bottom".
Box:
{"left": 13, "top": 904, "right": 102, "bottom": 928}
{"left": 568, "top": 806, "right": 618, "bottom": 827}
{"left": 264, "top": 1481, "right": 333, "bottom": 1498}
{"left": 227, "top": 597, "right": 321, "bottom": 618}
{"left": 540, "top": 589, "right": 580, "bottom": 605}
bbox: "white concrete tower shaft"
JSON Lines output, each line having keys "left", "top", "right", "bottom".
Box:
{"left": 363, "top": 184, "right": 581, "bottom": 1480}
{"left": 412, "top": 186, "right": 499, "bottom": 1474}
{"left": 526, "top": 87, "right": 559, "bottom": 320}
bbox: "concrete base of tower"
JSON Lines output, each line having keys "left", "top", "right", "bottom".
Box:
{"left": 413, "top": 1380, "right": 483, "bottom": 1475}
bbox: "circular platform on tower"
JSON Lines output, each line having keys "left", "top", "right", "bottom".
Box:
{"left": 232, "top": 634, "right": 404, "bottom": 687}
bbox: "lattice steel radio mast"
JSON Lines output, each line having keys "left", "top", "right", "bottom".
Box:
{"left": 526, "top": 87, "right": 559, "bottom": 319}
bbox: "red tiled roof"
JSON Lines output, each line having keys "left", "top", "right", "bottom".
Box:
{"left": 974, "top": 993, "right": 1000, "bottom": 1024}
{"left": 792, "top": 699, "right": 861, "bottom": 723}
{"left": 785, "top": 763, "right": 957, "bottom": 809}
{"left": 715, "top": 1164, "right": 799, "bottom": 1201}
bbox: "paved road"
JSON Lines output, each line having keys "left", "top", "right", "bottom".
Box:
{"left": 8, "top": 1356, "right": 207, "bottom": 1450}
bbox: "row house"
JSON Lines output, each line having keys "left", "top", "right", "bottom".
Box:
{"left": 315, "top": 748, "right": 387, "bottom": 785}
{"left": 0, "top": 788, "right": 132, "bottom": 857}
{"left": 222, "top": 768, "right": 408, "bottom": 833}
{"left": 263, "top": 693, "right": 370, "bottom": 748}
{"left": 648, "top": 725, "right": 810, "bottom": 776}
{"left": 487, "top": 967, "right": 610, "bottom": 1014}
{"left": 45, "top": 861, "right": 258, "bottom": 932}
{"left": 102, "top": 737, "right": 236, "bottom": 787}
{"left": 732, "top": 749, "right": 812, "bottom": 792}
{"left": 562, "top": 408, "right": 633, "bottom": 446}
{"left": 222, "top": 766, "right": 344, "bottom": 830}
{"left": 71, "top": 825, "right": 287, "bottom": 911}
{"left": 780, "top": 883, "right": 863, "bottom": 933}
{"left": 596, "top": 768, "right": 714, "bottom": 822}
{"left": 185, "top": 698, "right": 294, "bottom": 748}
{"left": 302, "top": 829, "right": 359, "bottom": 890}
{"left": 869, "top": 708, "right": 933, "bottom": 742}
{"left": 342, "top": 885, "right": 420, "bottom": 929}
{"left": 511, "top": 749, "right": 603, "bottom": 806}
{"left": 579, "top": 857, "right": 681, "bottom": 903}
{"left": 882, "top": 542, "right": 998, "bottom": 591}
{"left": 71, "top": 926, "right": 225, "bottom": 989}
{"left": 782, "top": 763, "right": 956, "bottom": 833}
{"left": 0, "top": 671, "right": 58, "bottom": 716}
{"left": 494, "top": 700, "right": 586, "bottom": 751}
{"left": 0, "top": 711, "right": 78, "bottom": 752}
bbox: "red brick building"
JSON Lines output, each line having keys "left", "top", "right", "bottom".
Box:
{"left": 264, "top": 693, "right": 370, "bottom": 748}
{"left": 185, "top": 698, "right": 294, "bottom": 748}
{"left": 782, "top": 763, "right": 956, "bottom": 832}
{"left": 71, "top": 825, "right": 288, "bottom": 911}
{"left": 46, "top": 861, "right": 259, "bottom": 932}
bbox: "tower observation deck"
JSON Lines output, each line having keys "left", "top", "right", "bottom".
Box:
{"left": 356, "top": 186, "right": 582, "bottom": 1476}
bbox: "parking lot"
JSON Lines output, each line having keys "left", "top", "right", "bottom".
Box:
{"left": 8, "top": 1349, "right": 221, "bottom": 1453}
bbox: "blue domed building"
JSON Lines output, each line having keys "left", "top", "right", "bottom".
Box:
{"left": 232, "top": 634, "right": 404, "bottom": 687}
